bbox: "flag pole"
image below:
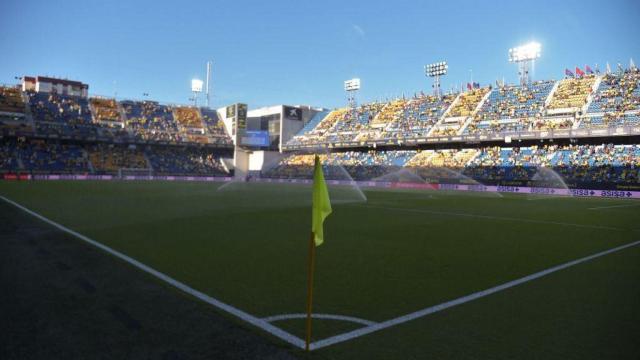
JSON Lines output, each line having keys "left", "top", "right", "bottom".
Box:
{"left": 305, "top": 231, "right": 316, "bottom": 351}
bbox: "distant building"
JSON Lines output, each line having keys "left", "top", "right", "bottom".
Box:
{"left": 22, "top": 76, "right": 89, "bottom": 97}
{"left": 217, "top": 103, "right": 326, "bottom": 152}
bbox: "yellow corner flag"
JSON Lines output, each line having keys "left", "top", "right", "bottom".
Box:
{"left": 305, "top": 154, "right": 333, "bottom": 351}
{"left": 311, "top": 154, "right": 332, "bottom": 246}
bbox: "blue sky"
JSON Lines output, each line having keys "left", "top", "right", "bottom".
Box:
{"left": 1, "top": 0, "right": 638, "bottom": 109}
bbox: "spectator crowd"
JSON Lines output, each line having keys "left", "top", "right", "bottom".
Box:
{"left": 262, "top": 144, "right": 640, "bottom": 187}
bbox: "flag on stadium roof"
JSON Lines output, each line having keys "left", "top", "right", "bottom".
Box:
{"left": 565, "top": 68, "right": 574, "bottom": 77}
{"left": 585, "top": 65, "right": 594, "bottom": 74}
{"left": 575, "top": 67, "right": 585, "bottom": 77}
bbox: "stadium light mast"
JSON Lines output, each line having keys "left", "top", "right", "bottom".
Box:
{"left": 205, "top": 61, "right": 212, "bottom": 108}
{"left": 425, "top": 61, "right": 448, "bottom": 98}
{"left": 509, "top": 42, "right": 541, "bottom": 86}
{"left": 344, "top": 78, "right": 360, "bottom": 118}
{"left": 191, "top": 79, "right": 203, "bottom": 106}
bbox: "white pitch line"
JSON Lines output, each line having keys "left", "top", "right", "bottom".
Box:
{"left": 588, "top": 203, "right": 640, "bottom": 210}
{"left": 0, "top": 196, "right": 306, "bottom": 350}
{"left": 355, "top": 204, "right": 628, "bottom": 232}
{"left": 526, "top": 197, "right": 561, "bottom": 201}
{"left": 263, "top": 313, "right": 377, "bottom": 326}
{"left": 310, "top": 239, "right": 640, "bottom": 350}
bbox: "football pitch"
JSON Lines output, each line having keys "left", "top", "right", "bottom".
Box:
{"left": 1, "top": 180, "right": 639, "bottom": 359}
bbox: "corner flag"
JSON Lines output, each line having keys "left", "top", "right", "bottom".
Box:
{"left": 311, "top": 155, "right": 332, "bottom": 246}
{"left": 305, "top": 154, "right": 332, "bottom": 351}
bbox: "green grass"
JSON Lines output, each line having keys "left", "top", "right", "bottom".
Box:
{"left": 1, "top": 180, "right": 639, "bottom": 359}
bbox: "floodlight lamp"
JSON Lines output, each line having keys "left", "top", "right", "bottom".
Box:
{"left": 344, "top": 78, "right": 361, "bottom": 91}
{"left": 191, "top": 79, "right": 204, "bottom": 93}
{"left": 426, "top": 61, "right": 448, "bottom": 77}
{"left": 509, "top": 42, "right": 541, "bottom": 62}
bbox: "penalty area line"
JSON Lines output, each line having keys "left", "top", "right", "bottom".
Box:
{"left": 0, "top": 196, "right": 306, "bottom": 350}
{"left": 354, "top": 204, "right": 627, "bottom": 232}
{"left": 310, "top": 239, "right": 640, "bottom": 350}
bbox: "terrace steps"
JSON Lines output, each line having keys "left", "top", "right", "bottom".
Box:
{"left": 582, "top": 75, "right": 603, "bottom": 116}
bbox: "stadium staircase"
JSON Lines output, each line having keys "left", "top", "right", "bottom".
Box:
{"left": 426, "top": 93, "right": 462, "bottom": 137}
{"left": 573, "top": 116, "right": 585, "bottom": 129}
{"left": 117, "top": 103, "right": 128, "bottom": 125}
{"left": 20, "top": 91, "right": 36, "bottom": 130}
{"left": 196, "top": 107, "right": 206, "bottom": 130}
{"left": 457, "top": 89, "right": 492, "bottom": 135}
{"left": 220, "top": 158, "right": 234, "bottom": 174}
{"left": 84, "top": 149, "right": 95, "bottom": 173}
{"left": 143, "top": 152, "right": 154, "bottom": 172}
{"left": 581, "top": 75, "right": 603, "bottom": 117}
{"left": 543, "top": 80, "right": 561, "bottom": 111}
{"left": 440, "top": 92, "right": 462, "bottom": 119}
{"left": 219, "top": 157, "right": 231, "bottom": 174}
{"left": 464, "top": 149, "right": 482, "bottom": 166}
{"left": 295, "top": 110, "right": 329, "bottom": 136}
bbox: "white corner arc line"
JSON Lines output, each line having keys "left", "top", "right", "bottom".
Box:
{"left": 310, "top": 239, "right": 640, "bottom": 350}
{"left": 0, "top": 196, "right": 306, "bottom": 350}
{"left": 263, "top": 313, "right": 377, "bottom": 326}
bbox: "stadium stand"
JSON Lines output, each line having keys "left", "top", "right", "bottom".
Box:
{"left": 581, "top": 68, "right": 640, "bottom": 128}
{"left": 122, "top": 100, "right": 178, "bottom": 132}
{"left": 334, "top": 150, "right": 417, "bottom": 180}
{"left": 350, "top": 100, "right": 407, "bottom": 142}
{"left": 0, "top": 138, "right": 21, "bottom": 171}
{"left": 430, "top": 88, "right": 490, "bottom": 137}
{"left": 174, "top": 106, "right": 204, "bottom": 129}
{"left": 546, "top": 76, "right": 595, "bottom": 111}
{"left": 0, "top": 138, "right": 89, "bottom": 173}
{"left": 25, "top": 92, "right": 97, "bottom": 138}
{"left": 588, "top": 70, "right": 640, "bottom": 113}
{"left": 288, "top": 94, "right": 458, "bottom": 145}
{"left": 287, "top": 109, "right": 348, "bottom": 146}
{"left": 3, "top": 66, "right": 640, "bottom": 183}
{"left": 294, "top": 110, "right": 329, "bottom": 137}
{"left": 262, "top": 143, "right": 639, "bottom": 188}
{"left": 125, "top": 101, "right": 180, "bottom": 143}
{"left": 87, "top": 143, "right": 148, "bottom": 174}
{"left": 28, "top": 92, "right": 93, "bottom": 125}
{"left": 447, "top": 88, "right": 490, "bottom": 118}
{"left": 390, "top": 94, "right": 455, "bottom": 136}
{"left": 370, "top": 100, "right": 404, "bottom": 126}
{"left": 20, "top": 90, "right": 234, "bottom": 145}
{"left": 90, "top": 97, "right": 122, "bottom": 123}
{"left": 20, "top": 139, "right": 89, "bottom": 173}
{"left": 0, "top": 86, "right": 27, "bottom": 119}
{"left": 199, "top": 108, "right": 233, "bottom": 146}
{"left": 261, "top": 153, "right": 323, "bottom": 179}
{"left": 146, "top": 146, "right": 228, "bottom": 176}
{"left": 0, "top": 87, "right": 33, "bottom": 135}
{"left": 467, "top": 81, "right": 554, "bottom": 134}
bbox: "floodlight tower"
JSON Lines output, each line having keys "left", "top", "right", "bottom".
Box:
{"left": 191, "top": 79, "right": 203, "bottom": 106}
{"left": 205, "top": 61, "right": 212, "bottom": 108}
{"left": 509, "top": 42, "right": 541, "bottom": 86}
{"left": 425, "top": 61, "right": 448, "bottom": 98}
{"left": 344, "top": 78, "right": 361, "bottom": 119}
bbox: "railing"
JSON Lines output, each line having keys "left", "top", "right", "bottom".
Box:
{"left": 283, "top": 125, "right": 640, "bottom": 151}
